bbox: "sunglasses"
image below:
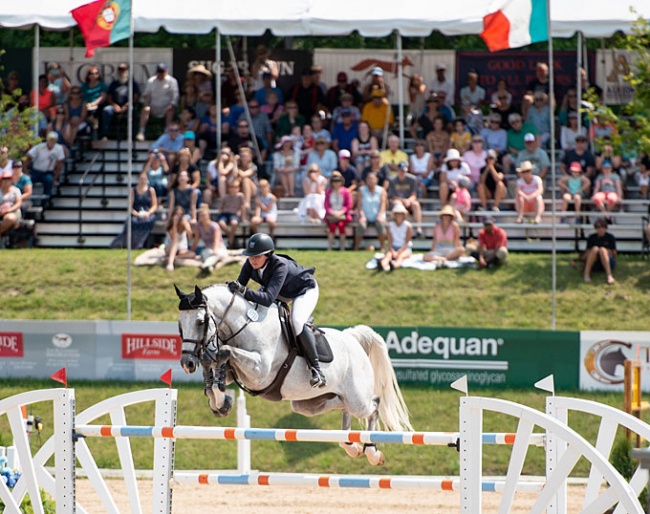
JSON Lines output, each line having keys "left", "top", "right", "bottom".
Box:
{"left": 249, "top": 104, "right": 259, "bottom": 108}
{"left": 238, "top": 125, "right": 249, "bottom": 128}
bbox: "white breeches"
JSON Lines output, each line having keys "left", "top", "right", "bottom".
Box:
{"left": 291, "top": 282, "right": 319, "bottom": 335}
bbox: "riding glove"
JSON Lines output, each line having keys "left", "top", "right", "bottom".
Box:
{"left": 227, "top": 281, "right": 246, "bottom": 294}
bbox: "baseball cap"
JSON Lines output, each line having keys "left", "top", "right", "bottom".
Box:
{"left": 0, "top": 170, "right": 13, "bottom": 180}
{"left": 337, "top": 72, "right": 348, "bottom": 82}
{"left": 338, "top": 149, "right": 351, "bottom": 159}
{"left": 524, "top": 133, "right": 536, "bottom": 142}
{"left": 371, "top": 66, "right": 384, "bottom": 77}
{"left": 487, "top": 149, "right": 498, "bottom": 159}
{"left": 569, "top": 161, "right": 582, "bottom": 172}
{"left": 398, "top": 161, "right": 409, "bottom": 171}
{"left": 602, "top": 159, "right": 613, "bottom": 168}
{"left": 46, "top": 131, "right": 58, "bottom": 141}
{"left": 435, "top": 63, "right": 447, "bottom": 71}
{"left": 183, "top": 131, "right": 195, "bottom": 140}
{"left": 156, "top": 62, "right": 168, "bottom": 72}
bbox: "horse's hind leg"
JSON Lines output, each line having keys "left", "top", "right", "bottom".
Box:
{"left": 339, "top": 411, "right": 363, "bottom": 459}
{"left": 363, "top": 395, "right": 385, "bottom": 466}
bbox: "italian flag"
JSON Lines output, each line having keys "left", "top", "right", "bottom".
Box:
{"left": 480, "top": 0, "right": 548, "bottom": 52}
{"left": 71, "top": 0, "right": 131, "bottom": 58}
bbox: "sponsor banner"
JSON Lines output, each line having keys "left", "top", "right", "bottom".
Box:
{"left": 580, "top": 331, "right": 650, "bottom": 391}
{"left": 121, "top": 333, "right": 181, "bottom": 359}
{"left": 0, "top": 332, "right": 24, "bottom": 358}
{"left": 313, "top": 49, "right": 455, "bottom": 105}
{"left": 595, "top": 49, "right": 637, "bottom": 105}
{"left": 456, "top": 50, "right": 595, "bottom": 107}
{"left": 373, "top": 326, "right": 580, "bottom": 389}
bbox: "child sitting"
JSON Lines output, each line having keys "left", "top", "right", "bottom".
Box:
{"left": 250, "top": 179, "right": 278, "bottom": 237}
{"left": 216, "top": 180, "right": 247, "bottom": 248}
{"left": 450, "top": 118, "right": 472, "bottom": 154}
{"left": 451, "top": 176, "right": 472, "bottom": 222}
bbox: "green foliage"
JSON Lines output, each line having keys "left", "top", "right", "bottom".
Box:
{"left": 610, "top": 437, "right": 649, "bottom": 508}
{"left": 0, "top": 488, "right": 56, "bottom": 513}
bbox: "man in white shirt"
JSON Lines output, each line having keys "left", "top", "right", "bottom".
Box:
{"left": 459, "top": 70, "right": 486, "bottom": 108}
{"left": 428, "top": 64, "right": 454, "bottom": 108}
{"left": 26, "top": 132, "right": 66, "bottom": 204}
{"left": 137, "top": 63, "right": 179, "bottom": 141}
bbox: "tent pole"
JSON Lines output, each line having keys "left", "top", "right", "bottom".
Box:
{"left": 576, "top": 31, "right": 583, "bottom": 134}
{"left": 397, "top": 32, "right": 404, "bottom": 145}
{"left": 216, "top": 29, "right": 222, "bottom": 151}
{"left": 547, "top": 1, "right": 557, "bottom": 330}
{"left": 33, "top": 25, "right": 40, "bottom": 137}
{"left": 126, "top": 0, "right": 135, "bottom": 321}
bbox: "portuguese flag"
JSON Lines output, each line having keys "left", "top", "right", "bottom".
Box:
{"left": 71, "top": 0, "right": 131, "bottom": 58}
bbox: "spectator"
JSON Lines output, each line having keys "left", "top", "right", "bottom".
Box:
{"left": 11, "top": 161, "right": 32, "bottom": 207}
{"left": 515, "top": 160, "right": 544, "bottom": 224}
{"left": 217, "top": 180, "right": 247, "bottom": 248}
{"left": 450, "top": 118, "right": 472, "bottom": 154}
{"left": 228, "top": 118, "right": 265, "bottom": 164}
{"left": 354, "top": 171, "right": 387, "bottom": 251}
{"left": 275, "top": 100, "right": 305, "bottom": 139}
{"left": 250, "top": 178, "right": 277, "bottom": 237}
{"left": 290, "top": 69, "right": 326, "bottom": 119}
{"left": 298, "top": 163, "right": 327, "bottom": 222}
{"left": 351, "top": 120, "right": 378, "bottom": 171}
{"left": 331, "top": 109, "right": 359, "bottom": 153}
{"left": 170, "top": 148, "right": 201, "bottom": 202}
{"left": 480, "top": 113, "right": 508, "bottom": 156}
{"left": 337, "top": 149, "right": 359, "bottom": 193}
{"left": 408, "top": 73, "right": 427, "bottom": 120}
{"left": 297, "top": 123, "right": 315, "bottom": 169}
{"left": 435, "top": 91, "right": 456, "bottom": 125}
{"left": 423, "top": 204, "right": 464, "bottom": 262}
{"left": 307, "top": 136, "right": 337, "bottom": 178}
{"left": 187, "top": 64, "right": 213, "bottom": 96}
{"left": 516, "top": 133, "right": 550, "bottom": 180}
{"left": 562, "top": 135, "right": 596, "bottom": 178}
{"left": 61, "top": 86, "right": 88, "bottom": 147}
{"left": 426, "top": 116, "right": 451, "bottom": 171}
{"left": 261, "top": 90, "right": 284, "bottom": 131}
{"left": 410, "top": 95, "right": 441, "bottom": 140}
{"left": 26, "top": 131, "right": 65, "bottom": 205}
{"left": 192, "top": 203, "right": 228, "bottom": 273}
{"left": 379, "top": 203, "right": 412, "bottom": 271}
{"left": 80, "top": 65, "right": 108, "bottom": 133}
{"left": 168, "top": 169, "right": 197, "bottom": 223}
{"left": 560, "top": 111, "right": 587, "bottom": 152}
{"left": 361, "top": 88, "right": 394, "bottom": 140}
{"left": 558, "top": 161, "right": 590, "bottom": 222}
{"left": 438, "top": 148, "right": 471, "bottom": 205}
{"left": 182, "top": 131, "right": 202, "bottom": 165}
{"left": 583, "top": 218, "right": 616, "bottom": 284}
{"left": 361, "top": 149, "right": 390, "bottom": 188}
{"left": 592, "top": 159, "right": 622, "bottom": 222}
{"left": 463, "top": 135, "right": 487, "bottom": 187}
{"left": 327, "top": 73, "right": 362, "bottom": 111}
{"left": 595, "top": 137, "right": 627, "bottom": 184}
{"left": 471, "top": 217, "right": 508, "bottom": 268}
{"left": 525, "top": 92, "right": 551, "bottom": 148}
{"left": 459, "top": 70, "right": 486, "bottom": 107}
{"left": 324, "top": 171, "right": 353, "bottom": 251}
{"left": 205, "top": 147, "right": 233, "bottom": 205}
{"left": 589, "top": 115, "right": 617, "bottom": 141}
{"left": 31, "top": 74, "right": 55, "bottom": 122}
{"left": 523, "top": 62, "right": 552, "bottom": 119}
{"left": 164, "top": 205, "right": 195, "bottom": 271}
{"left": 236, "top": 147, "right": 259, "bottom": 205}
{"left": 477, "top": 149, "right": 506, "bottom": 212}
{"left": 46, "top": 62, "right": 71, "bottom": 107}
{"left": 241, "top": 100, "right": 273, "bottom": 153}
{"left": 143, "top": 151, "right": 169, "bottom": 201}
{"left": 380, "top": 134, "right": 408, "bottom": 176}
{"left": 0, "top": 169, "right": 22, "bottom": 237}
{"left": 636, "top": 153, "right": 650, "bottom": 199}
{"left": 273, "top": 135, "right": 300, "bottom": 198}
{"left": 251, "top": 45, "right": 279, "bottom": 90}
{"left": 197, "top": 104, "right": 219, "bottom": 156}
{"left": 110, "top": 171, "right": 158, "bottom": 249}
{"left": 409, "top": 140, "right": 434, "bottom": 197}
{"left": 137, "top": 63, "right": 179, "bottom": 141}
{"left": 102, "top": 63, "right": 140, "bottom": 140}
{"left": 388, "top": 161, "right": 423, "bottom": 238}
{"left": 180, "top": 82, "right": 200, "bottom": 113}
{"left": 504, "top": 113, "right": 538, "bottom": 173}
{"left": 491, "top": 90, "right": 519, "bottom": 131}
{"left": 0, "top": 146, "right": 12, "bottom": 173}
{"left": 330, "top": 92, "right": 362, "bottom": 125}
{"left": 311, "top": 112, "right": 331, "bottom": 142}
{"left": 362, "top": 67, "right": 390, "bottom": 104}
{"left": 452, "top": 176, "right": 472, "bottom": 221}
{"left": 220, "top": 64, "right": 242, "bottom": 108}
{"left": 428, "top": 64, "right": 454, "bottom": 107}
{"left": 5, "top": 71, "right": 21, "bottom": 97}
{"left": 255, "top": 71, "right": 284, "bottom": 107}
{"left": 490, "top": 78, "right": 513, "bottom": 107}
{"left": 150, "top": 122, "right": 184, "bottom": 168}
{"left": 195, "top": 90, "right": 214, "bottom": 122}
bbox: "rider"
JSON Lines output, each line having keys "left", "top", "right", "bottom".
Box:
{"left": 227, "top": 232, "right": 327, "bottom": 388}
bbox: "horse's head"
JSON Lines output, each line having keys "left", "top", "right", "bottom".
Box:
{"left": 175, "top": 284, "right": 214, "bottom": 374}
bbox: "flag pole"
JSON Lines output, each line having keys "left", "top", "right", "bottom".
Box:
{"left": 547, "top": 0, "right": 557, "bottom": 330}
{"left": 126, "top": 0, "right": 134, "bottom": 321}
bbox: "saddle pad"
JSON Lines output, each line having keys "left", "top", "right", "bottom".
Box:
{"left": 312, "top": 328, "right": 334, "bottom": 363}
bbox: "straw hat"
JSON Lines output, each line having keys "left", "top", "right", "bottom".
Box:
{"left": 515, "top": 160, "right": 535, "bottom": 173}
{"left": 438, "top": 204, "right": 456, "bottom": 218}
{"left": 391, "top": 203, "right": 408, "bottom": 214}
{"left": 188, "top": 64, "right": 212, "bottom": 78}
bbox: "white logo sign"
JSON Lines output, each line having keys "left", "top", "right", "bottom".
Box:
{"left": 52, "top": 333, "right": 73, "bottom": 349}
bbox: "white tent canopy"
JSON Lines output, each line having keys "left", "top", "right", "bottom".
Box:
{"left": 2, "top": 0, "right": 650, "bottom": 38}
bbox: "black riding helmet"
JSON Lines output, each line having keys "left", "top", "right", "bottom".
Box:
{"left": 242, "top": 232, "right": 275, "bottom": 257}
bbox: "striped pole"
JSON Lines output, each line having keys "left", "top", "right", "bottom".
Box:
{"left": 75, "top": 425, "right": 545, "bottom": 447}
{"left": 172, "top": 472, "right": 546, "bottom": 492}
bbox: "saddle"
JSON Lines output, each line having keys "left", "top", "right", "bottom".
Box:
{"left": 235, "top": 301, "right": 333, "bottom": 402}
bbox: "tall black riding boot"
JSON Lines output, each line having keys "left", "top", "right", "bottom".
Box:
{"left": 296, "top": 329, "right": 327, "bottom": 388}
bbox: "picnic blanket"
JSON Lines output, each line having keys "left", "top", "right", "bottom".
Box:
{"left": 365, "top": 253, "right": 477, "bottom": 271}
{"left": 134, "top": 247, "right": 247, "bottom": 271}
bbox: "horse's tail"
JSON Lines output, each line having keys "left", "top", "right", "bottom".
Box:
{"left": 344, "top": 325, "right": 413, "bottom": 432}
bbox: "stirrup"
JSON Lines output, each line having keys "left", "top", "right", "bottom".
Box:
{"left": 309, "top": 367, "right": 327, "bottom": 388}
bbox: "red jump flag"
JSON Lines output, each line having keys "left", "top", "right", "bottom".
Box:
{"left": 50, "top": 367, "right": 68, "bottom": 388}
{"left": 71, "top": 0, "right": 132, "bottom": 58}
{"left": 160, "top": 368, "right": 173, "bottom": 388}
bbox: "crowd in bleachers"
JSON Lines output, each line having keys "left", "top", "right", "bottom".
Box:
{"left": 2, "top": 49, "right": 649, "bottom": 258}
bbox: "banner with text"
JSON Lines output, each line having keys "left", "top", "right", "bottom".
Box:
{"left": 595, "top": 49, "right": 637, "bottom": 105}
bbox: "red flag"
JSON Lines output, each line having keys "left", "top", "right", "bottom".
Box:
{"left": 71, "top": 0, "right": 131, "bottom": 58}
{"left": 160, "top": 369, "right": 173, "bottom": 388}
{"left": 50, "top": 368, "right": 68, "bottom": 388}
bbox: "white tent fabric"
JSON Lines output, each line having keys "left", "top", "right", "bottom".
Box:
{"left": 2, "top": 0, "right": 650, "bottom": 38}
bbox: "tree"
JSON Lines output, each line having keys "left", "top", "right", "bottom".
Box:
{"left": 0, "top": 51, "right": 41, "bottom": 160}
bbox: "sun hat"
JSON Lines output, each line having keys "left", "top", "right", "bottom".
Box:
{"left": 188, "top": 64, "right": 212, "bottom": 77}
{"left": 438, "top": 204, "right": 456, "bottom": 218}
{"left": 444, "top": 149, "right": 461, "bottom": 163}
{"left": 516, "top": 160, "right": 535, "bottom": 173}
{"left": 275, "top": 135, "right": 294, "bottom": 149}
{"left": 392, "top": 203, "right": 408, "bottom": 214}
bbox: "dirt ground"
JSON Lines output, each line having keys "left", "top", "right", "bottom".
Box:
{"left": 75, "top": 478, "right": 588, "bottom": 513}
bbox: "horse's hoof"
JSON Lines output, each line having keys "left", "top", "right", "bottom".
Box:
{"left": 341, "top": 442, "right": 364, "bottom": 458}
{"left": 209, "top": 395, "right": 233, "bottom": 418}
{"left": 364, "top": 444, "right": 385, "bottom": 466}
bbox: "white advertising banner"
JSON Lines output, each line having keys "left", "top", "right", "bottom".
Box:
{"left": 313, "top": 48, "right": 455, "bottom": 105}
{"left": 580, "top": 330, "right": 650, "bottom": 391}
{"left": 595, "top": 49, "right": 637, "bottom": 106}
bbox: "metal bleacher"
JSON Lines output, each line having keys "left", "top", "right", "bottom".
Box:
{"left": 30, "top": 138, "right": 650, "bottom": 253}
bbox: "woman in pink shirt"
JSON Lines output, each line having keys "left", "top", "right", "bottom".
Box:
{"left": 324, "top": 171, "right": 353, "bottom": 251}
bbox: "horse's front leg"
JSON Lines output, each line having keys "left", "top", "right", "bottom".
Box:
{"left": 219, "top": 345, "right": 266, "bottom": 382}
{"left": 201, "top": 360, "right": 233, "bottom": 418}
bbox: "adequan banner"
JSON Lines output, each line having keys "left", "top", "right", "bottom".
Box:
{"left": 595, "top": 49, "right": 637, "bottom": 106}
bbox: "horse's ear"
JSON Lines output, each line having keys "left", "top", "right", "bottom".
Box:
{"left": 174, "top": 284, "right": 187, "bottom": 299}
{"left": 194, "top": 284, "right": 204, "bottom": 302}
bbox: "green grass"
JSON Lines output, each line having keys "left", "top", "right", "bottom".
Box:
{"left": 2, "top": 249, "right": 650, "bottom": 329}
